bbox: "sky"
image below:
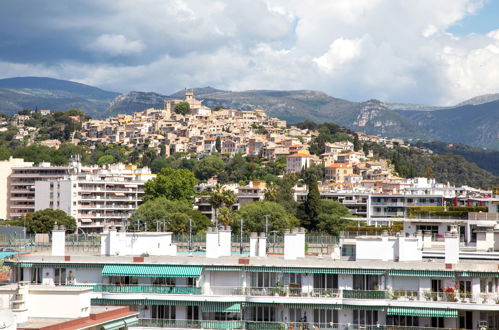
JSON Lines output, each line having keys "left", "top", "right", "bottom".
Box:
{"left": 0, "top": 0, "right": 498, "bottom": 106}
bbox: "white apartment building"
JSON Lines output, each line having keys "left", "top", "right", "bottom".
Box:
{"left": 34, "top": 164, "right": 154, "bottom": 232}
{"left": 6, "top": 225, "right": 499, "bottom": 329}
{"left": 0, "top": 157, "right": 34, "bottom": 220}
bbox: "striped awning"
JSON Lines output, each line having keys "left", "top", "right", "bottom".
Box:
{"left": 388, "top": 270, "right": 454, "bottom": 277}
{"left": 102, "top": 265, "right": 202, "bottom": 278}
{"left": 387, "top": 307, "right": 458, "bottom": 318}
{"left": 202, "top": 303, "right": 241, "bottom": 313}
{"left": 12, "top": 262, "right": 101, "bottom": 268}
{"left": 103, "top": 317, "right": 139, "bottom": 330}
{"left": 205, "top": 266, "right": 243, "bottom": 271}
{"left": 458, "top": 271, "right": 499, "bottom": 278}
{"left": 245, "top": 302, "right": 342, "bottom": 310}
{"left": 92, "top": 298, "right": 201, "bottom": 306}
{"left": 245, "top": 266, "right": 384, "bottom": 275}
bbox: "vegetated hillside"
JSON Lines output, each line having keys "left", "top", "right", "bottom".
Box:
{"left": 398, "top": 100, "right": 499, "bottom": 148}
{"left": 421, "top": 141, "right": 499, "bottom": 176}
{"left": 455, "top": 93, "right": 499, "bottom": 107}
{"left": 370, "top": 144, "right": 499, "bottom": 189}
{"left": 105, "top": 91, "right": 170, "bottom": 117}
{"left": 0, "top": 77, "right": 119, "bottom": 118}
{"left": 169, "top": 88, "right": 432, "bottom": 140}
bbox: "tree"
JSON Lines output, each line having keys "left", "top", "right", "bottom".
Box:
{"left": 316, "top": 200, "right": 352, "bottom": 235}
{"left": 218, "top": 207, "right": 239, "bottom": 227}
{"left": 0, "top": 146, "right": 11, "bottom": 160}
{"left": 363, "top": 143, "right": 369, "bottom": 157}
{"left": 194, "top": 155, "right": 226, "bottom": 181}
{"left": 174, "top": 102, "right": 191, "bottom": 115}
{"left": 150, "top": 157, "right": 171, "bottom": 174}
{"left": 160, "top": 144, "right": 167, "bottom": 157}
{"left": 209, "top": 184, "right": 237, "bottom": 226}
{"left": 215, "top": 137, "right": 222, "bottom": 153}
{"left": 25, "top": 209, "right": 76, "bottom": 233}
{"left": 353, "top": 134, "right": 361, "bottom": 152}
{"left": 131, "top": 197, "right": 210, "bottom": 233}
{"left": 144, "top": 168, "right": 197, "bottom": 201}
{"left": 97, "top": 155, "right": 115, "bottom": 167}
{"left": 303, "top": 174, "right": 321, "bottom": 229}
{"left": 233, "top": 201, "right": 299, "bottom": 234}
{"left": 264, "top": 182, "right": 278, "bottom": 202}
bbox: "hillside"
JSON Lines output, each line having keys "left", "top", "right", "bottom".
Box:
{"left": 399, "top": 100, "right": 499, "bottom": 148}
{"left": 0, "top": 77, "right": 119, "bottom": 118}
{"left": 0, "top": 77, "right": 497, "bottom": 149}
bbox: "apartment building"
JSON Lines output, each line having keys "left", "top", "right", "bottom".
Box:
{"left": 34, "top": 164, "right": 154, "bottom": 232}
{"left": 6, "top": 226, "right": 499, "bottom": 329}
{"left": 0, "top": 157, "right": 33, "bottom": 220}
{"left": 7, "top": 162, "right": 74, "bottom": 220}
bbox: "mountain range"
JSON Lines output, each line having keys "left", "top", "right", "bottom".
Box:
{"left": 0, "top": 77, "right": 497, "bottom": 149}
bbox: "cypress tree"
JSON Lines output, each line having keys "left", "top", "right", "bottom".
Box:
{"left": 304, "top": 174, "right": 321, "bottom": 230}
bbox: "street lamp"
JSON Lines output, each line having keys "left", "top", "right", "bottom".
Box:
{"left": 264, "top": 214, "right": 270, "bottom": 236}
{"left": 189, "top": 217, "right": 192, "bottom": 253}
{"left": 239, "top": 217, "right": 244, "bottom": 254}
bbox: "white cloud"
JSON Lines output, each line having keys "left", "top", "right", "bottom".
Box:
{"left": 314, "top": 38, "right": 363, "bottom": 73}
{"left": 87, "top": 34, "right": 144, "bottom": 56}
{"left": 0, "top": 0, "right": 497, "bottom": 106}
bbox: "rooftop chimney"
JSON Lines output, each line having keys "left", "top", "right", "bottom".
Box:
{"left": 445, "top": 225, "right": 459, "bottom": 264}
{"left": 258, "top": 232, "right": 267, "bottom": 257}
{"left": 206, "top": 227, "right": 219, "bottom": 258}
{"left": 249, "top": 232, "right": 258, "bottom": 257}
{"left": 51, "top": 224, "right": 66, "bottom": 257}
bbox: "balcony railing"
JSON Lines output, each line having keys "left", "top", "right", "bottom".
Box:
{"left": 137, "top": 319, "right": 455, "bottom": 330}
{"left": 343, "top": 289, "right": 388, "bottom": 299}
{"left": 70, "top": 284, "right": 201, "bottom": 294}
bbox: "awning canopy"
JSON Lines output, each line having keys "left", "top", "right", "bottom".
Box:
{"left": 387, "top": 307, "right": 458, "bottom": 318}
{"left": 388, "top": 270, "right": 454, "bottom": 277}
{"left": 102, "top": 317, "right": 139, "bottom": 330}
{"left": 202, "top": 303, "right": 241, "bottom": 313}
{"left": 245, "top": 266, "right": 384, "bottom": 275}
{"left": 102, "top": 264, "right": 202, "bottom": 278}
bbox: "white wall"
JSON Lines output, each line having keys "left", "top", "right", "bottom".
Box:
{"left": 70, "top": 268, "right": 102, "bottom": 284}
{"left": 26, "top": 289, "right": 91, "bottom": 319}
{"left": 391, "top": 277, "right": 419, "bottom": 291}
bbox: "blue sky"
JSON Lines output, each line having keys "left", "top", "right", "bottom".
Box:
{"left": 0, "top": 0, "right": 498, "bottom": 106}
{"left": 447, "top": 1, "right": 499, "bottom": 34}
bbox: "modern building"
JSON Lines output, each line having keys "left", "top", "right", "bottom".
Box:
{"left": 5, "top": 226, "right": 499, "bottom": 329}
{"left": 0, "top": 157, "right": 34, "bottom": 220}
{"left": 34, "top": 164, "right": 154, "bottom": 232}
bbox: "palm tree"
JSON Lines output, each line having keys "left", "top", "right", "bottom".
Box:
{"left": 209, "top": 185, "right": 237, "bottom": 228}
{"left": 264, "top": 182, "right": 278, "bottom": 202}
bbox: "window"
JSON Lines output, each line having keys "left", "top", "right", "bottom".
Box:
{"left": 431, "top": 317, "right": 444, "bottom": 328}
{"left": 253, "top": 306, "right": 275, "bottom": 322}
{"left": 152, "top": 305, "right": 175, "bottom": 319}
{"left": 314, "top": 309, "right": 338, "bottom": 325}
{"left": 153, "top": 277, "right": 174, "bottom": 286}
{"left": 387, "top": 316, "right": 418, "bottom": 327}
{"left": 288, "top": 309, "right": 303, "bottom": 322}
{"left": 353, "top": 310, "right": 378, "bottom": 325}
{"left": 251, "top": 272, "right": 278, "bottom": 288}
{"left": 353, "top": 275, "right": 379, "bottom": 290}
{"left": 31, "top": 267, "right": 42, "bottom": 284}
{"left": 54, "top": 268, "right": 66, "bottom": 285}
{"left": 187, "top": 306, "right": 199, "bottom": 320}
{"left": 313, "top": 274, "right": 338, "bottom": 290}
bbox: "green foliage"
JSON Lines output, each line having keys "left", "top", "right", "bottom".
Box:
{"left": 233, "top": 201, "right": 300, "bottom": 234}
{"left": 316, "top": 200, "right": 352, "bottom": 235}
{"left": 13, "top": 145, "right": 69, "bottom": 165}
{"left": 302, "top": 175, "right": 321, "bottom": 229}
{"left": 215, "top": 137, "right": 222, "bottom": 153}
{"left": 353, "top": 134, "right": 361, "bottom": 152}
{"left": 144, "top": 168, "right": 197, "bottom": 201}
{"left": 407, "top": 206, "right": 489, "bottom": 219}
{"left": 24, "top": 209, "right": 76, "bottom": 233}
{"left": 0, "top": 146, "right": 11, "bottom": 160}
{"left": 97, "top": 155, "right": 115, "bottom": 166}
{"left": 294, "top": 121, "right": 354, "bottom": 155}
{"left": 174, "top": 102, "right": 191, "bottom": 115}
{"left": 194, "top": 155, "right": 225, "bottom": 181}
{"left": 131, "top": 197, "right": 210, "bottom": 234}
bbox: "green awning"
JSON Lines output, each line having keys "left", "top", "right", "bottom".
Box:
{"left": 102, "top": 265, "right": 202, "bottom": 278}
{"left": 245, "top": 266, "right": 384, "bottom": 275}
{"left": 125, "top": 317, "right": 139, "bottom": 326}
{"left": 244, "top": 302, "right": 341, "bottom": 310}
{"left": 458, "top": 271, "right": 499, "bottom": 278}
{"left": 103, "top": 320, "right": 126, "bottom": 330}
{"left": 92, "top": 298, "right": 201, "bottom": 306}
{"left": 342, "top": 305, "right": 385, "bottom": 311}
{"left": 387, "top": 307, "right": 458, "bottom": 318}
{"left": 388, "top": 270, "right": 454, "bottom": 277}
{"left": 202, "top": 303, "right": 241, "bottom": 313}
{"left": 205, "top": 266, "right": 243, "bottom": 271}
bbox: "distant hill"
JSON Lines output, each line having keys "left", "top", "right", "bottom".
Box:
{"left": 0, "top": 77, "right": 497, "bottom": 149}
{"left": 0, "top": 77, "right": 119, "bottom": 118}
{"left": 398, "top": 100, "right": 499, "bottom": 148}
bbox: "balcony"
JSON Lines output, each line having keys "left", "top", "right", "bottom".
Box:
{"left": 70, "top": 284, "right": 202, "bottom": 295}
{"left": 343, "top": 289, "right": 388, "bottom": 299}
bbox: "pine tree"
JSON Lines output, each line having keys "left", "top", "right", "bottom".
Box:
{"left": 304, "top": 174, "right": 321, "bottom": 230}
{"left": 363, "top": 143, "right": 369, "bottom": 156}
{"left": 353, "top": 134, "right": 361, "bottom": 152}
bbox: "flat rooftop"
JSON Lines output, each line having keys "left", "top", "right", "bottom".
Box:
{"left": 9, "top": 252, "right": 499, "bottom": 272}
